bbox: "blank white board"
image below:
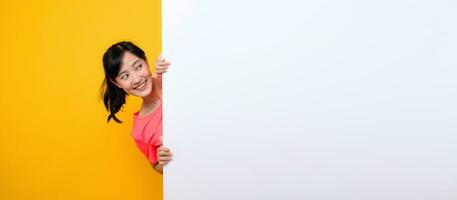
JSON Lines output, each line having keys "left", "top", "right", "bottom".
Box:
{"left": 163, "top": 1, "right": 457, "bottom": 199}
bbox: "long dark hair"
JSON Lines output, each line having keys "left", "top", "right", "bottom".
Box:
{"left": 99, "top": 41, "right": 148, "bottom": 123}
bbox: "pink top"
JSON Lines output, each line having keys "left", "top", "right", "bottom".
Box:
{"left": 132, "top": 101, "right": 163, "bottom": 165}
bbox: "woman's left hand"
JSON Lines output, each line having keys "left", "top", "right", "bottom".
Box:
{"left": 157, "top": 146, "right": 173, "bottom": 166}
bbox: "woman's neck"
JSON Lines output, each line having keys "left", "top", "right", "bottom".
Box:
{"left": 140, "top": 88, "right": 162, "bottom": 115}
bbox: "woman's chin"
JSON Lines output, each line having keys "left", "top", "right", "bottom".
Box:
{"left": 135, "top": 90, "right": 152, "bottom": 97}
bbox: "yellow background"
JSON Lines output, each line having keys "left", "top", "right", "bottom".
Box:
{"left": 0, "top": 0, "right": 164, "bottom": 199}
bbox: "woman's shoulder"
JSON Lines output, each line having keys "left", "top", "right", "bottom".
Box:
{"left": 133, "top": 100, "right": 162, "bottom": 120}
{"left": 131, "top": 101, "right": 163, "bottom": 143}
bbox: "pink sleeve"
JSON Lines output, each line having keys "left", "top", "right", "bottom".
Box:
{"left": 134, "top": 140, "right": 160, "bottom": 165}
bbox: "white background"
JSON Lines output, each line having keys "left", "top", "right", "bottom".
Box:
{"left": 163, "top": 1, "right": 457, "bottom": 199}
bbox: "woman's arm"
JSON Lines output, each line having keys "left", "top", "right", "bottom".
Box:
{"left": 149, "top": 54, "right": 171, "bottom": 175}
{"left": 152, "top": 162, "right": 164, "bottom": 174}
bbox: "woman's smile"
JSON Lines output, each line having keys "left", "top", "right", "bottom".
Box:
{"left": 135, "top": 79, "right": 147, "bottom": 91}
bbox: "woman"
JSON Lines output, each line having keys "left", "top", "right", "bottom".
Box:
{"left": 100, "top": 41, "right": 173, "bottom": 174}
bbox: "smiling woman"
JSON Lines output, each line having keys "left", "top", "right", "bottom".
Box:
{"left": 99, "top": 41, "right": 173, "bottom": 174}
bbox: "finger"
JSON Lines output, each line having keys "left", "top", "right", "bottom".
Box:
{"left": 159, "top": 155, "right": 172, "bottom": 160}
{"left": 155, "top": 69, "right": 165, "bottom": 74}
{"left": 159, "top": 64, "right": 170, "bottom": 68}
{"left": 158, "top": 151, "right": 172, "bottom": 158}
{"left": 158, "top": 160, "right": 167, "bottom": 165}
{"left": 157, "top": 147, "right": 167, "bottom": 153}
{"left": 155, "top": 65, "right": 169, "bottom": 70}
{"left": 157, "top": 149, "right": 170, "bottom": 155}
{"left": 159, "top": 157, "right": 173, "bottom": 162}
{"left": 158, "top": 149, "right": 170, "bottom": 154}
{"left": 157, "top": 60, "right": 165, "bottom": 65}
{"left": 156, "top": 70, "right": 168, "bottom": 75}
{"left": 158, "top": 160, "right": 169, "bottom": 165}
{"left": 157, "top": 151, "right": 167, "bottom": 156}
{"left": 156, "top": 62, "right": 170, "bottom": 68}
{"left": 157, "top": 64, "right": 170, "bottom": 69}
{"left": 156, "top": 68, "right": 169, "bottom": 74}
{"left": 157, "top": 151, "right": 170, "bottom": 156}
{"left": 158, "top": 61, "right": 170, "bottom": 66}
{"left": 157, "top": 152, "right": 167, "bottom": 158}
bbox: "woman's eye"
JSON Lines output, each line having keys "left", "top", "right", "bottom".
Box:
{"left": 137, "top": 64, "right": 142, "bottom": 70}
{"left": 122, "top": 74, "right": 129, "bottom": 80}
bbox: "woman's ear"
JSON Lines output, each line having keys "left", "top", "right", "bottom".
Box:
{"left": 110, "top": 79, "right": 122, "bottom": 89}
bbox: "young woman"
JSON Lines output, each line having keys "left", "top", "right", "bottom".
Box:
{"left": 100, "top": 41, "right": 173, "bottom": 174}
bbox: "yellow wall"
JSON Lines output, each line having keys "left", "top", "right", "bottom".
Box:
{"left": 0, "top": 0, "right": 163, "bottom": 199}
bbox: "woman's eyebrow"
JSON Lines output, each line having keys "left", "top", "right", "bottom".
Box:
{"left": 117, "top": 71, "right": 127, "bottom": 78}
{"left": 130, "top": 59, "right": 140, "bottom": 67}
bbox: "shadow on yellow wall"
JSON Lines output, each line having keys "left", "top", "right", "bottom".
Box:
{"left": 0, "top": 0, "right": 163, "bottom": 199}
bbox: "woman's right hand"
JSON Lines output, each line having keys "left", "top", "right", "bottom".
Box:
{"left": 151, "top": 53, "right": 169, "bottom": 98}
{"left": 154, "top": 53, "right": 170, "bottom": 75}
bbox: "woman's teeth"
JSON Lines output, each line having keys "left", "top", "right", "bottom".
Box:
{"left": 136, "top": 80, "right": 147, "bottom": 90}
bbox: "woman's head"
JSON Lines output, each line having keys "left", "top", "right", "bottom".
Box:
{"left": 100, "top": 41, "right": 154, "bottom": 123}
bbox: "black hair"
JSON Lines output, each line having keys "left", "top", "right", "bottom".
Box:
{"left": 99, "top": 41, "right": 148, "bottom": 123}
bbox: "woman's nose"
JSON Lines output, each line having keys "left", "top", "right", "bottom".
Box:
{"left": 131, "top": 74, "right": 142, "bottom": 85}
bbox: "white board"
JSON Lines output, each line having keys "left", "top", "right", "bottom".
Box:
{"left": 163, "top": 1, "right": 457, "bottom": 199}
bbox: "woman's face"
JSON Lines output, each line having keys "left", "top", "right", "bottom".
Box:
{"left": 111, "top": 51, "right": 153, "bottom": 97}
